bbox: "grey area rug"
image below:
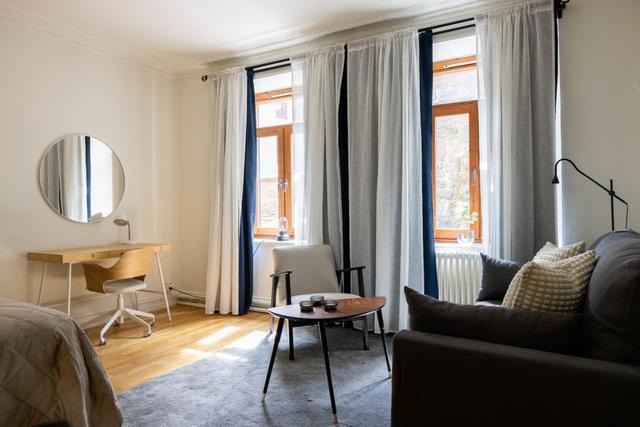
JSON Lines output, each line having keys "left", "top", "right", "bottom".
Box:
{"left": 118, "top": 325, "right": 393, "bottom": 427}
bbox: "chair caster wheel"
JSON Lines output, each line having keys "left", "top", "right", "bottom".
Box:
{"left": 143, "top": 330, "right": 152, "bottom": 338}
{"left": 99, "top": 338, "right": 107, "bottom": 346}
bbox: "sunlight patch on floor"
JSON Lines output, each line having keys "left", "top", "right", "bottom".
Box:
{"left": 224, "top": 330, "right": 269, "bottom": 351}
{"left": 197, "top": 325, "right": 240, "bottom": 345}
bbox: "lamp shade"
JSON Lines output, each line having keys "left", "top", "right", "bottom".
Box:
{"left": 113, "top": 217, "right": 129, "bottom": 226}
{"left": 113, "top": 215, "right": 132, "bottom": 242}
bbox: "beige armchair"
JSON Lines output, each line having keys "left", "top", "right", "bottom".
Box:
{"left": 271, "top": 244, "right": 367, "bottom": 360}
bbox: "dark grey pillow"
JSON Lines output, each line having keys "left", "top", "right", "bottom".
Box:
{"left": 405, "top": 287, "right": 581, "bottom": 354}
{"left": 476, "top": 253, "right": 523, "bottom": 302}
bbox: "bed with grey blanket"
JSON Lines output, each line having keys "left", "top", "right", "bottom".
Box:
{"left": 0, "top": 299, "right": 122, "bottom": 427}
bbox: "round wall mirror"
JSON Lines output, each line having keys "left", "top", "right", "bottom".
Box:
{"left": 39, "top": 134, "right": 125, "bottom": 223}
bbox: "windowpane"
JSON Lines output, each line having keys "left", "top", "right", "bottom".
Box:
{"left": 257, "top": 99, "right": 292, "bottom": 127}
{"left": 435, "top": 113, "right": 470, "bottom": 230}
{"left": 433, "top": 69, "right": 478, "bottom": 105}
{"left": 256, "top": 135, "right": 279, "bottom": 229}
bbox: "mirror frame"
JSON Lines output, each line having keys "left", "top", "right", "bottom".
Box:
{"left": 38, "top": 133, "right": 126, "bottom": 224}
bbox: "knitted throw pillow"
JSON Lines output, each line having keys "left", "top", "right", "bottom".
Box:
{"left": 533, "top": 241, "right": 586, "bottom": 264}
{"left": 502, "top": 250, "right": 597, "bottom": 313}
{"left": 533, "top": 241, "right": 585, "bottom": 264}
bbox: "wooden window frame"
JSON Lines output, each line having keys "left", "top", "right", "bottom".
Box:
{"left": 433, "top": 54, "right": 477, "bottom": 75}
{"left": 254, "top": 90, "right": 294, "bottom": 238}
{"left": 432, "top": 100, "right": 481, "bottom": 243}
{"left": 431, "top": 55, "right": 481, "bottom": 243}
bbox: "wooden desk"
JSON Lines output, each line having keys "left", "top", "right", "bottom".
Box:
{"left": 27, "top": 243, "right": 172, "bottom": 320}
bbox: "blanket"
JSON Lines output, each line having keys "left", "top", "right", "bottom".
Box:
{"left": 0, "top": 299, "right": 122, "bottom": 426}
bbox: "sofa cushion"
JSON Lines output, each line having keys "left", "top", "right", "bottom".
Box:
{"left": 533, "top": 241, "right": 585, "bottom": 264}
{"left": 405, "top": 287, "right": 581, "bottom": 354}
{"left": 502, "top": 250, "right": 597, "bottom": 313}
{"left": 476, "top": 253, "right": 523, "bottom": 302}
{"left": 579, "top": 230, "right": 640, "bottom": 365}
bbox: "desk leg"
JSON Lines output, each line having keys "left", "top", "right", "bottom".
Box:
{"left": 318, "top": 321, "right": 338, "bottom": 422}
{"left": 66, "top": 263, "right": 73, "bottom": 316}
{"left": 37, "top": 262, "right": 47, "bottom": 306}
{"left": 154, "top": 252, "right": 172, "bottom": 321}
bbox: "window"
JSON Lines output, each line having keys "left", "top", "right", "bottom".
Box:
{"left": 254, "top": 86, "right": 294, "bottom": 237}
{"left": 432, "top": 55, "right": 481, "bottom": 242}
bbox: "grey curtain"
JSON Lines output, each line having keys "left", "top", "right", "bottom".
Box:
{"left": 476, "top": 0, "right": 557, "bottom": 262}
{"left": 291, "top": 46, "right": 345, "bottom": 265}
{"left": 346, "top": 30, "right": 425, "bottom": 331}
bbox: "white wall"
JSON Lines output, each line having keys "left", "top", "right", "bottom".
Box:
{"left": 560, "top": 0, "right": 640, "bottom": 245}
{"left": 176, "top": 75, "right": 212, "bottom": 295}
{"left": 0, "top": 19, "right": 181, "bottom": 327}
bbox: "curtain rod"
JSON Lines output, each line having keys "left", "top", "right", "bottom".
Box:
{"left": 418, "top": 17, "right": 474, "bottom": 34}
{"left": 201, "top": 1, "right": 569, "bottom": 82}
{"left": 202, "top": 60, "right": 291, "bottom": 81}
{"left": 201, "top": 16, "right": 475, "bottom": 82}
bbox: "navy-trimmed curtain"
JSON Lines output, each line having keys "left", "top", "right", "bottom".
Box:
{"left": 418, "top": 30, "right": 439, "bottom": 298}
{"left": 338, "top": 45, "right": 351, "bottom": 293}
{"left": 239, "top": 69, "right": 257, "bottom": 314}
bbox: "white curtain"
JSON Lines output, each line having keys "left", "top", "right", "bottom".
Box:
{"left": 205, "top": 67, "right": 247, "bottom": 315}
{"left": 347, "top": 29, "right": 424, "bottom": 331}
{"left": 476, "top": 0, "right": 557, "bottom": 262}
{"left": 291, "top": 46, "right": 344, "bottom": 264}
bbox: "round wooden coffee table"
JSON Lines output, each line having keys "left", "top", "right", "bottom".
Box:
{"left": 261, "top": 296, "right": 391, "bottom": 422}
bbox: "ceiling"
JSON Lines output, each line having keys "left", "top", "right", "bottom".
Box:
{"left": 0, "top": 0, "right": 498, "bottom": 76}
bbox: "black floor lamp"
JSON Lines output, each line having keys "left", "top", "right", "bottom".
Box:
{"left": 552, "top": 158, "right": 629, "bottom": 231}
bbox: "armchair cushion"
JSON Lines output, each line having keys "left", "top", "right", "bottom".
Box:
{"left": 272, "top": 245, "right": 340, "bottom": 296}
{"left": 405, "top": 287, "right": 581, "bottom": 354}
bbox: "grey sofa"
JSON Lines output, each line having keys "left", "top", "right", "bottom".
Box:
{"left": 391, "top": 230, "right": 640, "bottom": 426}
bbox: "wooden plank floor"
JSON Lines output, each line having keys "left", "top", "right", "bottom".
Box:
{"left": 85, "top": 305, "right": 271, "bottom": 393}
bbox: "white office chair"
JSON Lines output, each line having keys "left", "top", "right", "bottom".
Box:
{"left": 271, "top": 244, "right": 367, "bottom": 360}
{"left": 82, "top": 248, "right": 156, "bottom": 345}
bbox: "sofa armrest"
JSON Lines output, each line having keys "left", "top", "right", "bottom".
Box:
{"left": 392, "top": 330, "right": 640, "bottom": 427}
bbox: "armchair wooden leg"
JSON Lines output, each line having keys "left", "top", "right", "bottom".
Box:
{"left": 362, "top": 316, "right": 369, "bottom": 351}
{"left": 288, "top": 320, "right": 295, "bottom": 361}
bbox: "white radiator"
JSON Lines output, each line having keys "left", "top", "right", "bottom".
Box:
{"left": 436, "top": 249, "right": 482, "bottom": 305}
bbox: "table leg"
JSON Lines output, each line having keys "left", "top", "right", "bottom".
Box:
{"left": 288, "top": 319, "right": 295, "bottom": 361}
{"left": 376, "top": 309, "right": 392, "bottom": 377}
{"left": 37, "top": 262, "right": 47, "bottom": 306}
{"left": 262, "top": 317, "right": 284, "bottom": 400}
{"left": 154, "top": 252, "right": 172, "bottom": 321}
{"left": 318, "top": 321, "right": 338, "bottom": 422}
{"left": 66, "top": 263, "right": 73, "bottom": 316}
{"left": 362, "top": 316, "right": 369, "bottom": 351}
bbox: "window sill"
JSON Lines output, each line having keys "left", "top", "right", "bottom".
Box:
{"left": 435, "top": 241, "right": 483, "bottom": 252}
{"left": 253, "top": 237, "right": 296, "bottom": 244}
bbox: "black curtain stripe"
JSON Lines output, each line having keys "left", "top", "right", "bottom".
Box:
{"left": 418, "top": 31, "right": 439, "bottom": 298}
{"left": 238, "top": 69, "right": 257, "bottom": 314}
{"left": 338, "top": 45, "right": 351, "bottom": 294}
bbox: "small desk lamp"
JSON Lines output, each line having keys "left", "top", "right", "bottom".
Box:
{"left": 113, "top": 215, "right": 133, "bottom": 243}
{"left": 552, "top": 158, "right": 628, "bottom": 231}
